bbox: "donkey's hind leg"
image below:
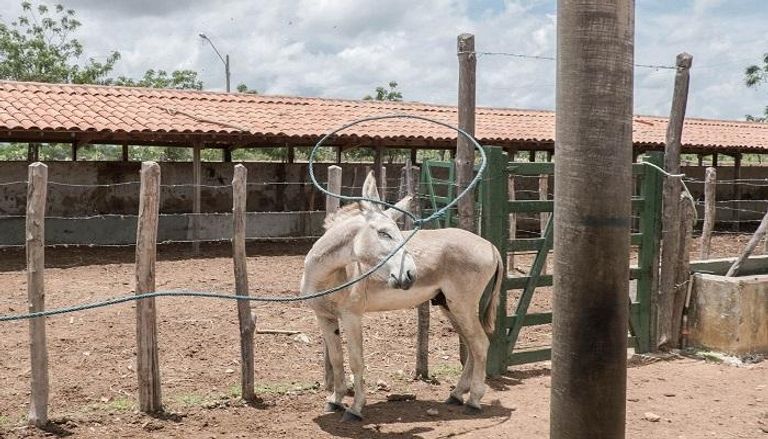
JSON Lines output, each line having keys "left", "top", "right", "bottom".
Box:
{"left": 449, "top": 307, "right": 490, "bottom": 413}
{"left": 439, "top": 308, "right": 474, "bottom": 405}
{"left": 317, "top": 315, "right": 346, "bottom": 412}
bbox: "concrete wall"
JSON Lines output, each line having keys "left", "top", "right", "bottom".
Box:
{"left": 0, "top": 161, "right": 405, "bottom": 245}
{"left": 0, "top": 212, "right": 326, "bottom": 246}
{"left": 689, "top": 272, "right": 768, "bottom": 355}
{"left": 0, "top": 161, "right": 405, "bottom": 216}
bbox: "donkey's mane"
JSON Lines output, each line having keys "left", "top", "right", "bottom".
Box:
{"left": 323, "top": 203, "right": 362, "bottom": 230}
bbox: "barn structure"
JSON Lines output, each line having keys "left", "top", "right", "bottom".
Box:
{"left": 2, "top": 80, "right": 768, "bottom": 245}
{"left": 3, "top": 80, "right": 768, "bottom": 162}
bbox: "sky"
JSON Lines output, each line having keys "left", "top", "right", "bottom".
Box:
{"left": 2, "top": 0, "right": 767, "bottom": 121}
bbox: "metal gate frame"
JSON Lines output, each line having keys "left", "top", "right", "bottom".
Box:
{"left": 420, "top": 146, "right": 664, "bottom": 375}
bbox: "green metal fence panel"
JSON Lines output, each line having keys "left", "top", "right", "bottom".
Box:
{"left": 418, "top": 147, "right": 663, "bottom": 371}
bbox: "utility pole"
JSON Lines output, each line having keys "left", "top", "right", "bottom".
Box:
{"left": 199, "top": 33, "right": 231, "bottom": 92}
{"left": 225, "top": 54, "right": 231, "bottom": 93}
{"left": 551, "top": 1, "right": 635, "bottom": 438}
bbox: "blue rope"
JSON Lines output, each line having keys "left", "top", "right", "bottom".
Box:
{"left": 308, "top": 114, "right": 487, "bottom": 226}
{"left": 1, "top": 114, "right": 486, "bottom": 322}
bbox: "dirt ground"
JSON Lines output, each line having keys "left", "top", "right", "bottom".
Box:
{"left": 0, "top": 236, "right": 766, "bottom": 438}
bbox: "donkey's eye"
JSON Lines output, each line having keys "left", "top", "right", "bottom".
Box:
{"left": 378, "top": 230, "right": 393, "bottom": 240}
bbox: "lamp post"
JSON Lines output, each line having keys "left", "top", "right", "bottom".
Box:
{"left": 199, "top": 33, "right": 230, "bottom": 92}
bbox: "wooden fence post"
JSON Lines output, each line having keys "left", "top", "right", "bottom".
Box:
{"left": 699, "top": 167, "right": 716, "bottom": 259}
{"left": 671, "top": 197, "right": 695, "bottom": 346}
{"left": 26, "top": 162, "right": 49, "bottom": 427}
{"left": 457, "top": 32, "right": 477, "bottom": 233}
{"left": 539, "top": 174, "right": 549, "bottom": 275}
{"left": 323, "top": 165, "right": 342, "bottom": 391}
{"left": 657, "top": 52, "right": 693, "bottom": 350}
{"left": 457, "top": 32, "right": 476, "bottom": 366}
{"left": 192, "top": 142, "right": 202, "bottom": 255}
{"left": 398, "top": 159, "right": 429, "bottom": 380}
{"left": 232, "top": 164, "right": 255, "bottom": 402}
{"left": 380, "top": 166, "right": 388, "bottom": 203}
{"left": 135, "top": 162, "right": 162, "bottom": 413}
{"left": 508, "top": 176, "right": 516, "bottom": 272}
{"left": 726, "top": 207, "right": 768, "bottom": 277}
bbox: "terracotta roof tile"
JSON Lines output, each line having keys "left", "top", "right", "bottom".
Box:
{"left": 0, "top": 80, "right": 767, "bottom": 151}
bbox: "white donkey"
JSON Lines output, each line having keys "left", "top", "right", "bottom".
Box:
{"left": 301, "top": 171, "right": 503, "bottom": 421}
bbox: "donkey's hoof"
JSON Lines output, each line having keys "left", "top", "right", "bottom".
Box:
{"left": 325, "top": 402, "right": 346, "bottom": 413}
{"left": 341, "top": 410, "right": 363, "bottom": 422}
{"left": 445, "top": 395, "right": 464, "bottom": 406}
{"left": 463, "top": 404, "right": 482, "bottom": 415}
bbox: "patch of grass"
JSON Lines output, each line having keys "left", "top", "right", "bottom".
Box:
{"left": 84, "top": 397, "right": 134, "bottom": 413}
{"left": 254, "top": 381, "right": 319, "bottom": 396}
{"left": 107, "top": 397, "right": 133, "bottom": 412}
{"left": 227, "top": 384, "right": 242, "bottom": 399}
{"left": 432, "top": 363, "right": 463, "bottom": 380}
{"left": 0, "top": 415, "right": 10, "bottom": 427}
{"left": 175, "top": 393, "right": 206, "bottom": 407}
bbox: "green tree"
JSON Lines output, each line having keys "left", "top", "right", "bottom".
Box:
{"left": 745, "top": 54, "right": 768, "bottom": 122}
{"left": 112, "top": 69, "right": 203, "bottom": 90}
{"left": 356, "top": 81, "right": 405, "bottom": 162}
{"left": 363, "top": 81, "right": 403, "bottom": 101}
{"left": 0, "top": 2, "right": 120, "bottom": 83}
{"left": 236, "top": 83, "right": 258, "bottom": 94}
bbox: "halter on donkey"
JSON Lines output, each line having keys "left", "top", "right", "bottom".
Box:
{"left": 300, "top": 171, "right": 504, "bottom": 421}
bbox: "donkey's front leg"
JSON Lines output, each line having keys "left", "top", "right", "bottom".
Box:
{"left": 317, "top": 316, "right": 346, "bottom": 412}
{"left": 340, "top": 312, "right": 366, "bottom": 421}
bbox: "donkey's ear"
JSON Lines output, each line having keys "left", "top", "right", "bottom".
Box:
{"left": 385, "top": 195, "right": 413, "bottom": 221}
{"left": 360, "top": 170, "right": 381, "bottom": 211}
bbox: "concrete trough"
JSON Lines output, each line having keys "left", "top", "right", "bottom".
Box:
{"left": 688, "top": 256, "right": 768, "bottom": 355}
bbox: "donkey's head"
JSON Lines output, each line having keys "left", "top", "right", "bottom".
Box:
{"left": 349, "top": 171, "right": 416, "bottom": 290}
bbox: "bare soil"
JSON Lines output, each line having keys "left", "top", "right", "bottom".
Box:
{"left": 0, "top": 237, "right": 766, "bottom": 438}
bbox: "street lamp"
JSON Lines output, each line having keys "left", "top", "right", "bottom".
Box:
{"left": 199, "top": 33, "right": 231, "bottom": 92}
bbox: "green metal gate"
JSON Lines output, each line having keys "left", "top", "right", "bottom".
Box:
{"left": 420, "top": 146, "right": 664, "bottom": 375}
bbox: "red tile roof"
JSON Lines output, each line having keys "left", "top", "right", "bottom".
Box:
{"left": 1, "top": 80, "right": 768, "bottom": 152}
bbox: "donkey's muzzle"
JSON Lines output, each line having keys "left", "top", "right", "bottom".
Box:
{"left": 390, "top": 270, "right": 414, "bottom": 290}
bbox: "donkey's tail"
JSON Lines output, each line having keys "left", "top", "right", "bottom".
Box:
{"left": 481, "top": 246, "right": 504, "bottom": 336}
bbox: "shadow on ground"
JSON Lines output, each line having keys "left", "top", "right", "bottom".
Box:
{"left": 314, "top": 399, "right": 514, "bottom": 439}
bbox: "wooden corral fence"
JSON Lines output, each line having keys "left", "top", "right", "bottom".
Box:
{"left": 420, "top": 147, "right": 666, "bottom": 375}
{"left": 17, "top": 161, "right": 334, "bottom": 424}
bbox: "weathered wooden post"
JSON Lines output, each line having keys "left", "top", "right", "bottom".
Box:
{"left": 551, "top": 1, "right": 634, "bottom": 438}
{"left": 699, "top": 167, "right": 716, "bottom": 259}
{"left": 380, "top": 166, "right": 388, "bottom": 203}
{"left": 401, "top": 159, "right": 429, "bottom": 380}
{"left": 135, "top": 162, "right": 162, "bottom": 413}
{"left": 457, "top": 32, "right": 476, "bottom": 232}
{"left": 726, "top": 207, "right": 768, "bottom": 277}
{"left": 657, "top": 52, "right": 693, "bottom": 350}
{"left": 192, "top": 142, "right": 202, "bottom": 255}
{"left": 26, "top": 162, "right": 49, "bottom": 427}
{"left": 508, "top": 176, "right": 516, "bottom": 272}
{"left": 456, "top": 32, "right": 476, "bottom": 366}
{"left": 232, "top": 164, "right": 255, "bottom": 402}
{"left": 539, "top": 174, "right": 549, "bottom": 275}
{"left": 323, "top": 165, "right": 342, "bottom": 391}
{"left": 671, "top": 196, "right": 695, "bottom": 345}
